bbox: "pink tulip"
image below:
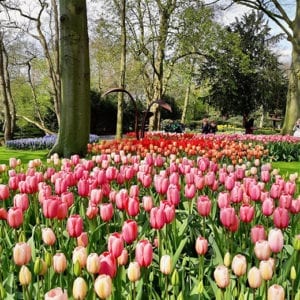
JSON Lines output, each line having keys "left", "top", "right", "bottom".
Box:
{"left": 160, "top": 201, "right": 175, "bottom": 224}
{"left": 270, "top": 183, "right": 281, "bottom": 199}
{"left": 117, "top": 249, "right": 128, "bottom": 266}
{"left": 197, "top": 195, "right": 211, "bottom": 217}
{"left": 284, "top": 181, "right": 296, "bottom": 195}
{"left": 268, "top": 228, "right": 284, "bottom": 253}
{"left": 56, "top": 201, "right": 68, "bottom": 220}
{"left": 279, "top": 194, "right": 292, "bottom": 209}
{"left": 248, "top": 182, "right": 261, "bottom": 201}
{"left": 195, "top": 236, "right": 208, "bottom": 255}
{"left": 42, "top": 228, "right": 56, "bottom": 246}
{"left": 273, "top": 207, "right": 289, "bottom": 229}
{"left": 213, "top": 265, "right": 230, "bottom": 289}
{"left": 230, "top": 184, "right": 243, "bottom": 203}
{"left": 0, "top": 184, "right": 9, "bottom": 200}
{"left": 100, "top": 203, "right": 114, "bottom": 222}
{"left": 108, "top": 233, "right": 124, "bottom": 258}
{"left": 135, "top": 239, "right": 153, "bottom": 267}
{"left": 54, "top": 178, "right": 68, "bottom": 195}
{"left": 231, "top": 254, "right": 247, "bottom": 277}
{"left": 86, "top": 253, "right": 100, "bottom": 274}
{"left": 86, "top": 204, "right": 99, "bottom": 220}
{"left": 204, "top": 171, "right": 215, "bottom": 187}
{"left": 251, "top": 225, "right": 266, "bottom": 243}
{"left": 262, "top": 197, "right": 274, "bottom": 216}
{"left": 254, "top": 240, "right": 271, "bottom": 260}
{"left": 44, "top": 287, "right": 68, "bottom": 300}
{"left": 13, "top": 242, "right": 32, "bottom": 266}
{"left": 126, "top": 197, "right": 140, "bottom": 217}
{"left": 167, "top": 184, "right": 180, "bottom": 206}
{"left": 90, "top": 188, "right": 103, "bottom": 205}
{"left": 43, "top": 196, "right": 60, "bottom": 219}
{"left": 115, "top": 189, "right": 129, "bottom": 211}
{"left": 194, "top": 174, "right": 205, "bottom": 190}
{"left": 8, "top": 176, "right": 19, "bottom": 190}
{"left": 77, "top": 232, "right": 89, "bottom": 247}
{"left": 53, "top": 253, "right": 67, "bottom": 273}
{"left": 122, "top": 220, "right": 138, "bottom": 244}
{"left": 61, "top": 191, "right": 74, "bottom": 207}
{"left": 150, "top": 206, "right": 166, "bottom": 229}
{"left": 220, "top": 207, "right": 235, "bottom": 228}
{"left": 239, "top": 204, "right": 254, "bottom": 223}
{"left": 77, "top": 179, "right": 90, "bottom": 197}
{"left": 142, "top": 196, "right": 153, "bottom": 212}
{"left": 13, "top": 193, "right": 29, "bottom": 211}
{"left": 290, "top": 199, "right": 300, "bottom": 214}
{"left": 217, "top": 192, "right": 230, "bottom": 209}
{"left": 224, "top": 175, "right": 235, "bottom": 191}
{"left": 67, "top": 215, "right": 83, "bottom": 238}
{"left": 261, "top": 170, "right": 270, "bottom": 183}
{"left": 268, "top": 284, "right": 285, "bottom": 300}
{"left": 7, "top": 207, "right": 23, "bottom": 228}
{"left": 184, "top": 183, "right": 196, "bottom": 199}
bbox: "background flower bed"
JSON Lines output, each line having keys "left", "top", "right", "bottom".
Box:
{"left": 0, "top": 133, "right": 299, "bottom": 299}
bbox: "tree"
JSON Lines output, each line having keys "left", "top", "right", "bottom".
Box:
{"left": 198, "top": 11, "right": 287, "bottom": 118}
{"left": 229, "top": 0, "right": 298, "bottom": 133}
{"left": 50, "top": 0, "right": 90, "bottom": 157}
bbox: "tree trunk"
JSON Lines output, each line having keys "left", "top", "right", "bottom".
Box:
{"left": 116, "top": 0, "right": 127, "bottom": 139}
{"left": 50, "top": 0, "right": 90, "bottom": 158}
{"left": 0, "top": 33, "right": 13, "bottom": 142}
{"left": 281, "top": 47, "right": 300, "bottom": 134}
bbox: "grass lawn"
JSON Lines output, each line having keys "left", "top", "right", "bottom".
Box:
{"left": 0, "top": 148, "right": 48, "bottom": 165}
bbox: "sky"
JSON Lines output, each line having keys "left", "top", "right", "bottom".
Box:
{"left": 216, "top": 1, "right": 296, "bottom": 64}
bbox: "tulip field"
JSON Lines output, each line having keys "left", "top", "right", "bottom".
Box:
{"left": 0, "top": 132, "right": 299, "bottom": 299}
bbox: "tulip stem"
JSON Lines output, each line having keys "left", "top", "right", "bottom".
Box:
{"left": 131, "top": 281, "right": 136, "bottom": 300}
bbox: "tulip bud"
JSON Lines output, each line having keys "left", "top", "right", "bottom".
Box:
{"left": 293, "top": 235, "right": 300, "bottom": 250}
{"left": 73, "top": 260, "right": 82, "bottom": 277}
{"left": 290, "top": 266, "right": 296, "bottom": 280}
{"left": 171, "top": 269, "right": 179, "bottom": 286}
{"left": 223, "top": 252, "right": 231, "bottom": 267}
{"left": 73, "top": 277, "right": 88, "bottom": 300}
{"left": 19, "top": 265, "right": 32, "bottom": 286}
{"left": 45, "top": 251, "right": 52, "bottom": 267}
{"left": 34, "top": 258, "right": 43, "bottom": 275}
{"left": 160, "top": 255, "right": 172, "bottom": 275}
{"left": 127, "top": 262, "right": 141, "bottom": 282}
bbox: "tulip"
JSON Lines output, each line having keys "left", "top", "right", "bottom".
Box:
{"left": 77, "top": 232, "right": 89, "bottom": 247}
{"left": 117, "top": 249, "right": 129, "bottom": 266}
{"left": 7, "top": 207, "right": 23, "bottom": 228}
{"left": 262, "top": 197, "right": 274, "bottom": 216}
{"left": 122, "top": 219, "right": 138, "bottom": 244}
{"left": 279, "top": 193, "right": 292, "bottom": 209}
{"left": 0, "top": 208, "right": 7, "bottom": 220}
{"left": 220, "top": 207, "right": 235, "bottom": 228}
{"left": 72, "top": 246, "right": 88, "bottom": 268}
{"left": 98, "top": 251, "right": 117, "bottom": 278}
{"left": 248, "top": 183, "right": 261, "bottom": 201}
{"left": 19, "top": 265, "right": 32, "bottom": 286}
{"left": 126, "top": 197, "right": 140, "bottom": 217}
{"left": 142, "top": 196, "right": 154, "bottom": 212}
{"left": 44, "top": 287, "right": 68, "bottom": 300}
{"left": 259, "top": 260, "right": 273, "bottom": 281}
{"left": 250, "top": 225, "right": 266, "bottom": 243}
{"left": 248, "top": 267, "right": 262, "bottom": 289}
{"left": 167, "top": 184, "right": 180, "bottom": 206}
{"left": 150, "top": 206, "right": 166, "bottom": 230}
{"left": 115, "top": 188, "right": 129, "bottom": 210}
{"left": 127, "top": 261, "right": 141, "bottom": 282}
{"left": 160, "top": 201, "right": 175, "bottom": 224}
{"left": 0, "top": 184, "right": 9, "bottom": 201}
{"left": 94, "top": 274, "right": 112, "bottom": 299}
{"left": 267, "top": 284, "right": 285, "bottom": 300}
{"left": 42, "top": 228, "right": 56, "bottom": 246}
{"left": 53, "top": 253, "right": 67, "bottom": 273}
{"left": 223, "top": 252, "right": 231, "bottom": 267}
{"left": 73, "top": 277, "right": 88, "bottom": 300}
{"left": 197, "top": 196, "right": 211, "bottom": 217}
{"left": 90, "top": 188, "right": 103, "bottom": 205}
{"left": 160, "top": 255, "right": 172, "bottom": 275}
{"left": 231, "top": 254, "right": 247, "bottom": 277}
{"left": 217, "top": 192, "right": 230, "bottom": 209}
{"left": 77, "top": 178, "right": 90, "bottom": 197}
{"left": 86, "top": 204, "right": 98, "bottom": 219}
{"left": 184, "top": 183, "right": 196, "bottom": 199}
{"left": 42, "top": 196, "right": 60, "bottom": 219}
{"left": 61, "top": 191, "right": 74, "bottom": 207}
{"left": 154, "top": 175, "right": 169, "bottom": 195}
{"left": 239, "top": 204, "right": 254, "bottom": 223}
{"left": 13, "top": 242, "right": 32, "bottom": 266}
{"left": 108, "top": 232, "right": 124, "bottom": 258}
{"left": 195, "top": 236, "right": 208, "bottom": 256}
{"left": 293, "top": 234, "right": 300, "bottom": 250}
{"left": 86, "top": 253, "right": 100, "bottom": 274}
{"left": 213, "top": 265, "right": 230, "bottom": 289}
{"left": 13, "top": 193, "right": 29, "bottom": 211}
{"left": 67, "top": 215, "right": 83, "bottom": 238}
{"left": 254, "top": 240, "right": 271, "bottom": 260}
{"left": 135, "top": 239, "right": 153, "bottom": 267}
{"left": 268, "top": 228, "right": 284, "bottom": 253}
{"left": 99, "top": 203, "right": 114, "bottom": 222}
{"left": 34, "top": 258, "right": 47, "bottom": 276}
{"left": 273, "top": 207, "right": 289, "bottom": 229}
{"left": 230, "top": 185, "right": 243, "bottom": 203}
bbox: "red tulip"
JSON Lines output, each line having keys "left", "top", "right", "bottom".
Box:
{"left": 135, "top": 239, "right": 153, "bottom": 267}
{"left": 67, "top": 215, "right": 83, "bottom": 238}
{"left": 98, "top": 251, "right": 117, "bottom": 278}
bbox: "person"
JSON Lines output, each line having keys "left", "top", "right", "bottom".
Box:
{"left": 201, "top": 118, "right": 210, "bottom": 134}
{"left": 209, "top": 120, "right": 218, "bottom": 134}
{"left": 243, "top": 115, "right": 255, "bottom": 134}
{"left": 293, "top": 118, "right": 300, "bottom": 137}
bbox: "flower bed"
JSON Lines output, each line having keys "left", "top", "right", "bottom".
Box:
{"left": 0, "top": 134, "right": 299, "bottom": 299}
